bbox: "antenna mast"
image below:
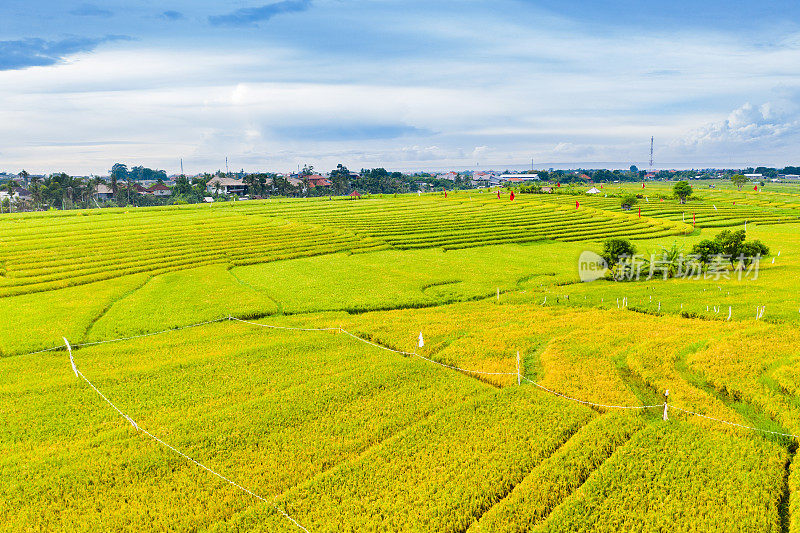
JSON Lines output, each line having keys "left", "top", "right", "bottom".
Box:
{"left": 649, "top": 136, "right": 654, "bottom": 174}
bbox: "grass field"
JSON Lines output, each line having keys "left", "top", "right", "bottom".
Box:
{"left": 4, "top": 182, "right": 800, "bottom": 531}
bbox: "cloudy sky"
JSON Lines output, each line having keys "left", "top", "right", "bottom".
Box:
{"left": 2, "top": 0, "right": 800, "bottom": 175}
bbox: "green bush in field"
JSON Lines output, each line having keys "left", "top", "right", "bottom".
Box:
{"left": 620, "top": 193, "right": 638, "bottom": 208}
{"left": 672, "top": 180, "right": 693, "bottom": 204}
{"left": 690, "top": 229, "right": 770, "bottom": 265}
{"left": 601, "top": 238, "right": 636, "bottom": 267}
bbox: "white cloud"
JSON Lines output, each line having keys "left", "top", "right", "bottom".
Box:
{"left": 5, "top": 4, "right": 800, "bottom": 172}
{"left": 682, "top": 102, "right": 799, "bottom": 145}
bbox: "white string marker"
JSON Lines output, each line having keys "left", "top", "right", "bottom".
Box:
{"left": 727, "top": 306, "right": 732, "bottom": 320}
{"left": 778, "top": 251, "right": 781, "bottom": 257}
{"left": 658, "top": 302, "right": 661, "bottom": 312}
{"left": 771, "top": 257, "right": 775, "bottom": 264}
{"left": 63, "top": 337, "right": 310, "bottom": 532}
{"left": 516, "top": 351, "right": 521, "bottom": 386}
{"left": 713, "top": 204, "right": 717, "bottom": 210}
{"left": 663, "top": 390, "right": 669, "bottom": 421}
{"left": 64, "top": 337, "right": 77, "bottom": 377}
{"left": 418, "top": 332, "right": 424, "bottom": 348}
{"left": 497, "top": 287, "right": 500, "bottom": 302}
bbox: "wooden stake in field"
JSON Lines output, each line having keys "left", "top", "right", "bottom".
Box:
{"left": 663, "top": 390, "right": 669, "bottom": 421}
{"left": 516, "top": 351, "right": 521, "bottom": 386}
{"left": 497, "top": 287, "right": 500, "bottom": 302}
{"left": 418, "top": 332, "right": 424, "bottom": 348}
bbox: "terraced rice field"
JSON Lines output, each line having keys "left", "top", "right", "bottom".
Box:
{"left": 4, "top": 183, "right": 800, "bottom": 531}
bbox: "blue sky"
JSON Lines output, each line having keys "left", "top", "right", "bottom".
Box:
{"left": 1, "top": 1, "right": 800, "bottom": 174}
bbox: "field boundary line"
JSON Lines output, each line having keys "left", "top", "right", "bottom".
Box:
{"left": 669, "top": 405, "right": 800, "bottom": 439}
{"left": 62, "top": 337, "right": 310, "bottom": 533}
{"left": 229, "top": 317, "right": 519, "bottom": 376}
{"left": 520, "top": 376, "right": 662, "bottom": 410}
{"left": 37, "top": 314, "right": 800, "bottom": 442}
{"left": 232, "top": 318, "right": 800, "bottom": 441}
{"left": 18, "top": 317, "right": 230, "bottom": 356}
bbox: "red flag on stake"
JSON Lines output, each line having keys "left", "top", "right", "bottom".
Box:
{"left": 510, "top": 191, "right": 515, "bottom": 201}
{"left": 576, "top": 201, "right": 580, "bottom": 209}
{"left": 733, "top": 201, "right": 736, "bottom": 206}
{"left": 642, "top": 182, "right": 645, "bottom": 188}
{"left": 444, "top": 191, "right": 447, "bottom": 198}
{"left": 638, "top": 207, "right": 641, "bottom": 218}
{"left": 693, "top": 212, "right": 696, "bottom": 226}
{"left": 660, "top": 198, "right": 664, "bottom": 202}
{"left": 557, "top": 182, "right": 561, "bottom": 187}
{"left": 497, "top": 190, "right": 500, "bottom": 199}
{"left": 754, "top": 185, "right": 758, "bottom": 192}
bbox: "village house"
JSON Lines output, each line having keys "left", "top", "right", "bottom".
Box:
{"left": 0, "top": 187, "right": 31, "bottom": 203}
{"left": 305, "top": 175, "right": 332, "bottom": 188}
{"left": 148, "top": 183, "right": 172, "bottom": 197}
{"left": 94, "top": 184, "right": 114, "bottom": 201}
{"left": 499, "top": 174, "right": 538, "bottom": 183}
{"left": 206, "top": 176, "right": 247, "bottom": 195}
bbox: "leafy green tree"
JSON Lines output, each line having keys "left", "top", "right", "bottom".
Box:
{"left": 110, "top": 163, "right": 128, "bottom": 198}
{"left": 330, "top": 164, "right": 351, "bottom": 195}
{"left": 731, "top": 174, "right": 748, "bottom": 190}
{"left": 713, "top": 229, "right": 746, "bottom": 258}
{"left": 601, "top": 238, "right": 636, "bottom": 267}
{"left": 673, "top": 181, "right": 692, "bottom": 204}
{"left": 690, "top": 240, "right": 720, "bottom": 264}
{"left": 620, "top": 193, "right": 638, "bottom": 208}
{"left": 173, "top": 176, "right": 192, "bottom": 196}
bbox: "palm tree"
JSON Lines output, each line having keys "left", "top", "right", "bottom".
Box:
{"left": 4, "top": 180, "right": 17, "bottom": 212}
{"left": 30, "top": 181, "right": 43, "bottom": 210}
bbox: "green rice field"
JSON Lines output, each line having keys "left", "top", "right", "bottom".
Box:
{"left": 4, "top": 182, "right": 800, "bottom": 531}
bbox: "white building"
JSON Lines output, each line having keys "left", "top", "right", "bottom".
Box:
{"left": 206, "top": 177, "right": 247, "bottom": 195}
